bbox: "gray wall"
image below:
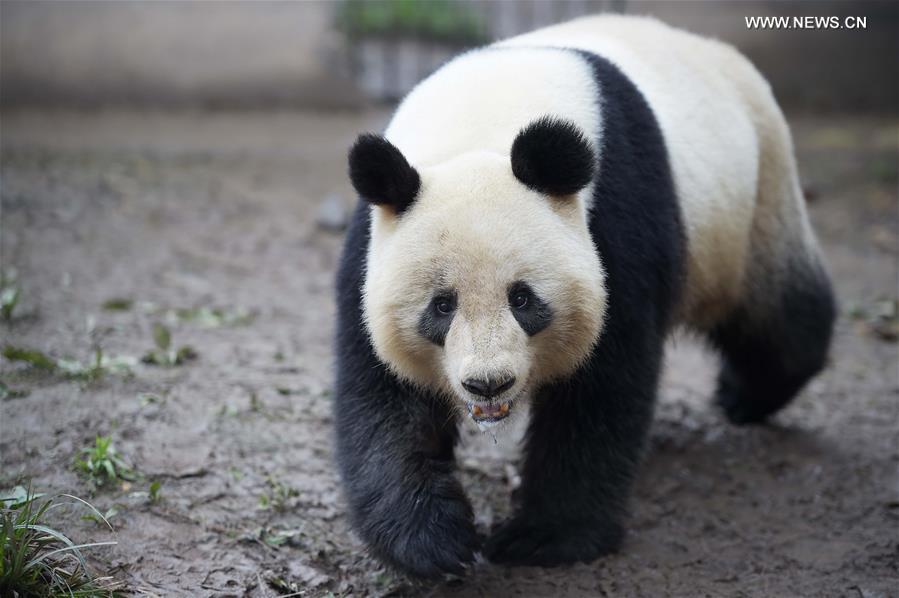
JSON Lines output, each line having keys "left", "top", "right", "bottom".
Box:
{"left": 0, "top": 1, "right": 363, "bottom": 109}
{"left": 1, "top": 0, "right": 896, "bottom": 112}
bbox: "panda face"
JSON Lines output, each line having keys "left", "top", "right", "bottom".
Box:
{"left": 360, "top": 148, "right": 607, "bottom": 427}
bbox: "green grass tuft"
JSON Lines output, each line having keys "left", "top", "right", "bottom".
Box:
{"left": 169, "top": 306, "right": 255, "bottom": 328}
{"left": 0, "top": 381, "right": 30, "bottom": 400}
{"left": 2, "top": 345, "right": 134, "bottom": 384}
{"left": 74, "top": 437, "right": 138, "bottom": 490}
{"left": 0, "top": 270, "right": 21, "bottom": 322}
{"left": 258, "top": 476, "right": 298, "bottom": 512}
{"left": 101, "top": 298, "right": 133, "bottom": 312}
{"left": 147, "top": 482, "right": 162, "bottom": 505}
{"left": 140, "top": 323, "right": 198, "bottom": 366}
{"left": 0, "top": 485, "right": 122, "bottom": 596}
{"left": 2, "top": 346, "right": 57, "bottom": 370}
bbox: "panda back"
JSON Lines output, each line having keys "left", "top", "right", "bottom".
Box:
{"left": 384, "top": 15, "right": 787, "bottom": 327}
{"left": 502, "top": 15, "right": 773, "bottom": 326}
{"left": 384, "top": 46, "right": 601, "bottom": 174}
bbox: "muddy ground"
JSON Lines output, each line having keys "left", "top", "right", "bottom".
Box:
{"left": 1, "top": 110, "right": 896, "bottom": 597}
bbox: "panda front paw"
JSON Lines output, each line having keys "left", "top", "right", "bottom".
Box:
{"left": 484, "top": 515, "right": 622, "bottom": 567}
{"left": 360, "top": 475, "right": 479, "bottom": 579}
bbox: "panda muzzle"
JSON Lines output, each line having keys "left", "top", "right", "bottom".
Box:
{"left": 461, "top": 376, "right": 515, "bottom": 422}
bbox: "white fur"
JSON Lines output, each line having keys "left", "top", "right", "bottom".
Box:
{"left": 364, "top": 15, "right": 820, "bottom": 414}
{"left": 384, "top": 46, "right": 601, "bottom": 215}
{"left": 364, "top": 152, "right": 606, "bottom": 411}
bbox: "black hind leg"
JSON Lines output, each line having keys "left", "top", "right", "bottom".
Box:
{"left": 711, "top": 261, "right": 836, "bottom": 425}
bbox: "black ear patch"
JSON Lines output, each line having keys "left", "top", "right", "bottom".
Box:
{"left": 348, "top": 134, "right": 420, "bottom": 215}
{"left": 511, "top": 117, "right": 596, "bottom": 196}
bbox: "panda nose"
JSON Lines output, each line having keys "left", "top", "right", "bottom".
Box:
{"left": 462, "top": 376, "right": 516, "bottom": 398}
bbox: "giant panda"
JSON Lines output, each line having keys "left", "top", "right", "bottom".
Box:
{"left": 334, "top": 15, "right": 836, "bottom": 577}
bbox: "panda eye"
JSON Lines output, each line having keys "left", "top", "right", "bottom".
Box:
{"left": 434, "top": 296, "right": 455, "bottom": 316}
{"left": 511, "top": 290, "right": 530, "bottom": 310}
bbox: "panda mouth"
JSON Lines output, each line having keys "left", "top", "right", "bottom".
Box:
{"left": 465, "top": 400, "right": 512, "bottom": 424}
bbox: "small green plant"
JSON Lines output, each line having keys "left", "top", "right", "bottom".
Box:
{"left": 2, "top": 345, "right": 134, "bottom": 383}
{"left": 168, "top": 306, "right": 255, "bottom": 328}
{"left": 101, "top": 298, "right": 133, "bottom": 312}
{"left": 138, "top": 304, "right": 255, "bottom": 327}
{"left": 147, "top": 482, "right": 162, "bottom": 504}
{"left": 2, "top": 346, "right": 57, "bottom": 370}
{"left": 257, "top": 526, "right": 305, "bottom": 548}
{"left": 0, "top": 485, "right": 121, "bottom": 596}
{"left": 258, "top": 476, "right": 299, "bottom": 512}
{"left": 58, "top": 348, "right": 134, "bottom": 384}
{"left": 218, "top": 404, "right": 239, "bottom": 418}
{"left": 137, "top": 393, "right": 164, "bottom": 407}
{"left": 266, "top": 572, "right": 300, "bottom": 595}
{"left": 80, "top": 506, "right": 118, "bottom": 527}
{"left": 141, "top": 323, "right": 198, "bottom": 366}
{"left": 0, "top": 381, "right": 29, "bottom": 400}
{"left": 0, "top": 270, "right": 21, "bottom": 322}
{"left": 75, "top": 436, "right": 137, "bottom": 489}
{"left": 0, "top": 288, "right": 20, "bottom": 322}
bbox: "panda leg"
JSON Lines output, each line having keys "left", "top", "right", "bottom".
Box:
{"left": 711, "top": 258, "right": 836, "bottom": 425}
{"left": 335, "top": 384, "right": 477, "bottom": 578}
{"left": 335, "top": 203, "right": 477, "bottom": 578}
{"left": 484, "top": 333, "right": 661, "bottom": 566}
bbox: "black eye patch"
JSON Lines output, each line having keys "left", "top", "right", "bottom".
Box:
{"left": 418, "top": 291, "right": 457, "bottom": 346}
{"left": 508, "top": 281, "right": 552, "bottom": 336}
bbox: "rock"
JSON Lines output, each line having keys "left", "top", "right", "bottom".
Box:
{"left": 316, "top": 193, "right": 349, "bottom": 232}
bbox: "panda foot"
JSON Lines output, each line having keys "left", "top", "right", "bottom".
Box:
{"left": 483, "top": 516, "right": 622, "bottom": 567}
{"left": 716, "top": 385, "right": 768, "bottom": 425}
{"left": 377, "top": 493, "right": 479, "bottom": 579}
{"left": 715, "top": 366, "right": 782, "bottom": 425}
{"left": 718, "top": 393, "right": 772, "bottom": 425}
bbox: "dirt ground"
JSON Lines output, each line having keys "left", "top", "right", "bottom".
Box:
{"left": 1, "top": 109, "right": 896, "bottom": 597}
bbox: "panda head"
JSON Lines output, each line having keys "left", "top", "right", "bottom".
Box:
{"left": 349, "top": 117, "right": 607, "bottom": 428}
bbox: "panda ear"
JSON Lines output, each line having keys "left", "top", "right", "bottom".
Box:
{"left": 348, "top": 134, "right": 420, "bottom": 215}
{"left": 511, "top": 117, "right": 596, "bottom": 197}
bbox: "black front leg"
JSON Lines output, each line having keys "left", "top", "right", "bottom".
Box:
{"left": 336, "top": 380, "right": 477, "bottom": 578}
{"left": 335, "top": 202, "right": 477, "bottom": 578}
{"left": 484, "top": 333, "right": 661, "bottom": 567}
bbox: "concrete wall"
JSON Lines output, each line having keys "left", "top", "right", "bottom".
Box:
{"left": 0, "top": 1, "right": 363, "bottom": 109}
{"left": 1, "top": 0, "right": 896, "bottom": 112}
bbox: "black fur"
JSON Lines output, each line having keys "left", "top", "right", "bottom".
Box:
{"left": 483, "top": 50, "right": 686, "bottom": 566}
{"left": 511, "top": 116, "right": 596, "bottom": 196}
{"left": 348, "top": 134, "right": 420, "bottom": 214}
{"left": 418, "top": 292, "right": 457, "bottom": 346}
{"left": 508, "top": 281, "right": 553, "bottom": 336}
{"left": 335, "top": 204, "right": 477, "bottom": 577}
{"left": 711, "top": 259, "right": 835, "bottom": 424}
